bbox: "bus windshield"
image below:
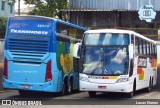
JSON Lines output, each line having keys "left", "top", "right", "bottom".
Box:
{"left": 83, "top": 33, "right": 129, "bottom": 45}
{"left": 81, "top": 46, "right": 129, "bottom": 75}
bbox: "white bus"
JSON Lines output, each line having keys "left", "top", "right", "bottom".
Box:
{"left": 75, "top": 29, "right": 158, "bottom": 98}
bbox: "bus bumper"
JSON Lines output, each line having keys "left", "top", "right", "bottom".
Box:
{"left": 3, "top": 78, "right": 57, "bottom": 92}
{"left": 79, "top": 81, "right": 132, "bottom": 93}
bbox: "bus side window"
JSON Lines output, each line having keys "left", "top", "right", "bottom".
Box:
{"left": 153, "top": 44, "right": 156, "bottom": 56}
{"left": 155, "top": 45, "right": 157, "bottom": 56}
{"left": 139, "top": 38, "right": 143, "bottom": 54}
{"left": 135, "top": 37, "right": 139, "bottom": 54}
{"left": 131, "top": 35, "right": 134, "bottom": 45}
{"left": 143, "top": 41, "right": 146, "bottom": 55}
{"left": 145, "top": 41, "right": 148, "bottom": 55}
{"left": 56, "top": 33, "right": 70, "bottom": 42}
{"left": 56, "top": 22, "right": 85, "bottom": 41}
{"left": 150, "top": 43, "right": 153, "bottom": 55}
{"left": 141, "top": 39, "right": 144, "bottom": 54}
{"left": 148, "top": 43, "right": 151, "bottom": 55}
{"left": 146, "top": 42, "right": 149, "bottom": 55}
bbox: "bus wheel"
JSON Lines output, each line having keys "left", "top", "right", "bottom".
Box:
{"left": 127, "top": 91, "right": 134, "bottom": 98}
{"left": 18, "top": 90, "right": 31, "bottom": 97}
{"left": 146, "top": 79, "right": 152, "bottom": 93}
{"left": 68, "top": 80, "right": 73, "bottom": 95}
{"left": 127, "top": 81, "right": 136, "bottom": 98}
{"left": 88, "top": 91, "right": 96, "bottom": 98}
{"left": 62, "top": 81, "right": 67, "bottom": 95}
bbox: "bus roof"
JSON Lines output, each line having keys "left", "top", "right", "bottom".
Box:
{"left": 85, "top": 29, "right": 134, "bottom": 34}
{"left": 10, "top": 15, "right": 87, "bottom": 31}
{"left": 85, "top": 29, "right": 155, "bottom": 44}
{"left": 56, "top": 20, "right": 87, "bottom": 31}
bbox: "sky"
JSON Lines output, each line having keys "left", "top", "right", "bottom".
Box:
{"left": 15, "top": 0, "right": 28, "bottom": 10}
{"left": 14, "top": 0, "right": 69, "bottom": 10}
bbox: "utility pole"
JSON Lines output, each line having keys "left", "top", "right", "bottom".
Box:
{"left": 18, "top": 0, "right": 20, "bottom": 15}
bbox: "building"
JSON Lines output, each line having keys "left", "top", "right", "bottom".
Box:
{"left": 0, "top": 0, "right": 15, "bottom": 17}
{"left": 63, "top": 0, "right": 160, "bottom": 40}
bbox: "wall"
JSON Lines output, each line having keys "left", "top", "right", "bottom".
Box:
{"left": 69, "top": 0, "right": 160, "bottom": 11}
{"left": 69, "top": 11, "right": 159, "bottom": 40}
{"left": 0, "top": 0, "right": 15, "bottom": 17}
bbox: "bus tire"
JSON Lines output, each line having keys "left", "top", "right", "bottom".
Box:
{"left": 127, "top": 91, "right": 134, "bottom": 98}
{"left": 146, "top": 78, "right": 152, "bottom": 93}
{"left": 127, "top": 80, "right": 136, "bottom": 98}
{"left": 18, "top": 90, "right": 31, "bottom": 97}
{"left": 88, "top": 91, "right": 96, "bottom": 98}
{"left": 67, "top": 79, "right": 73, "bottom": 95}
{"left": 62, "top": 79, "right": 68, "bottom": 95}
{"left": 18, "top": 90, "right": 26, "bottom": 96}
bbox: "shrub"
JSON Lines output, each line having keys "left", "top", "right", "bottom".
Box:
{"left": 0, "top": 17, "right": 7, "bottom": 39}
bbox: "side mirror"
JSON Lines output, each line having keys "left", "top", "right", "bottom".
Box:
{"left": 129, "top": 44, "right": 133, "bottom": 59}
{"left": 73, "top": 43, "right": 81, "bottom": 59}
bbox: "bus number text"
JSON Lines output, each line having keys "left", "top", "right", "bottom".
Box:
{"left": 37, "top": 24, "right": 49, "bottom": 28}
{"left": 138, "top": 57, "right": 147, "bottom": 68}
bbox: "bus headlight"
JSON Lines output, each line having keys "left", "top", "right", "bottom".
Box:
{"left": 116, "top": 78, "right": 128, "bottom": 83}
{"left": 79, "top": 76, "right": 90, "bottom": 82}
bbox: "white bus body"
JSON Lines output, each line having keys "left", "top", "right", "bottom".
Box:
{"left": 78, "top": 29, "right": 157, "bottom": 98}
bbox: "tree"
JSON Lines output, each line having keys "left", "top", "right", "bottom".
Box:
{"left": 0, "top": 0, "right": 15, "bottom": 39}
{"left": 24, "top": 0, "right": 68, "bottom": 19}
{"left": 0, "top": 17, "right": 7, "bottom": 39}
{"left": 8, "top": 0, "right": 16, "bottom": 5}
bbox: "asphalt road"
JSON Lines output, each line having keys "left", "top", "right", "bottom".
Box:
{"left": 0, "top": 88, "right": 160, "bottom": 105}
{"left": 0, "top": 69, "right": 160, "bottom": 107}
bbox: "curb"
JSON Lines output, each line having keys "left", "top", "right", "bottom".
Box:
{"left": 0, "top": 90, "right": 15, "bottom": 93}
{"left": 0, "top": 91, "right": 6, "bottom": 93}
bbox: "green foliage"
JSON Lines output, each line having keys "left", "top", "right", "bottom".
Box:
{"left": 0, "top": 17, "right": 7, "bottom": 39}
{"left": 8, "top": 0, "right": 16, "bottom": 5}
{"left": 24, "top": 0, "right": 68, "bottom": 18}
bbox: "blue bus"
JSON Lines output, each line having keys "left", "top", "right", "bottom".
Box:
{"left": 3, "top": 16, "right": 87, "bottom": 96}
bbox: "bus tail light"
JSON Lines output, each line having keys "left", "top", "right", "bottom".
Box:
{"left": 45, "top": 60, "right": 52, "bottom": 82}
{"left": 3, "top": 58, "right": 8, "bottom": 79}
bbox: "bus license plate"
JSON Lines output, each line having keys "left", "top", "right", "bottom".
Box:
{"left": 21, "top": 85, "right": 30, "bottom": 89}
{"left": 98, "top": 86, "right": 106, "bottom": 89}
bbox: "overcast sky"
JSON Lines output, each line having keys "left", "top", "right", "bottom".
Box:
{"left": 15, "top": 0, "right": 28, "bottom": 10}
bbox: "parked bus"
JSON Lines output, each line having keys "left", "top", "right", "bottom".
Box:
{"left": 3, "top": 16, "right": 87, "bottom": 96}
{"left": 75, "top": 29, "right": 158, "bottom": 98}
